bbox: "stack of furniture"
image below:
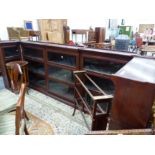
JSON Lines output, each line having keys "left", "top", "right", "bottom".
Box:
{"left": 85, "top": 27, "right": 111, "bottom": 49}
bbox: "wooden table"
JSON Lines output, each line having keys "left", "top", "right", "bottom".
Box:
{"left": 72, "top": 29, "right": 89, "bottom": 43}
{"left": 141, "top": 46, "right": 155, "bottom": 56}
{"left": 6, "top": 61, "right": 29, "bottom": 92}
{"left": 29, "top": 30, "right": 40, "bottom": 41}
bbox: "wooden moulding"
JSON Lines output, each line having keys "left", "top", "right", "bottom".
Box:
{"left": 87, "top": 128, "right": 154, "bottom": 135}
{"left": 87, "top": 112, "right": 155, "bottom": 135}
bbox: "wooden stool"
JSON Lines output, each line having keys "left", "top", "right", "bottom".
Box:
{"left": 6, "top": 61, "right": 29, "bottom": 93}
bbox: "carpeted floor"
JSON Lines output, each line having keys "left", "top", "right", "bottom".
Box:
{"left": 9, "top": 111, "right": 54, "bottom": 135}
{"left": 0, "top": 77, "right": 91, "bottom": 135}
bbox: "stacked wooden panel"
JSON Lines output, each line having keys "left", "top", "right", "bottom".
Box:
{"left": 38, "top": 19, "right": 67, "bottom": 44}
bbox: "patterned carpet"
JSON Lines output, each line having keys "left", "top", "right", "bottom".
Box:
{"left": 26, "top": 112, "right": 54, "bottom": 135}
{"left": 25, "top": 89, "right": 91, "bottom": 135}
{"left": 9, "top": 111, "right": 54, "bottom": 135}
{"left": 0, "top": 77, "right": 91, "bottom": 135}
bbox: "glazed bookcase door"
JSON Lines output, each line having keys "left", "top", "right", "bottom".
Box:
{"left": 28, "top": 60, "right": 45, "bottom": 76}
{"left": 23, "top": 46, "right": 44, "bottom": 62}
{"left": 29, "top": 72, "right": 46, "bottom": 89}
{"left": 48, "top": 79, "right": 74, "bottom": 102}
{"left": 48, "top": 65, "right": 74, "bottom": 84}
{"left": 83, "top": 57, "right": 125, "bottom": 75}
{"left": 22, "top": 45, "right": 47, "bottom": 91}
{"left": 46, "top": 47, "right": 79, "bottom": 105}
{"left": 48, "top": 52, "right": 76, "bottom": 67}
{"left": 3, "top": 45, "right": 21, "bottom": 62}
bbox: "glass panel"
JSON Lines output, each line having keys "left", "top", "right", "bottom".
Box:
{"left": 28, "top": 61, "right": 45, "bottom": 75}
{"left": 48, "top": 52, "right": 76, "bottom": 66}
{"left": 29, "top": 73, "right": 46, "bottom": 88}
{"left": 85, "top": 75, "right": 115, "bottom": 95}
{"left": 4, "top": 47, "right": 19, "bottom": 58}
{"left": 48, "top": 80, "right": 74, "bottom": 100}
{"left": 84, "top": 58, "right": 124, "bottom": 74}
{"left": 48, "top": 66, "right": 73, "bottom": 83}
{"left": 24, "top": 47, "right": 43, "bottom": 59}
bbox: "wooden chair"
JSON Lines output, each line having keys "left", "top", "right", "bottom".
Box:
{"left": 0, "top": 83, "right": 29, "bottom": 135}
{"left": 0, "top": 63, "right": 29, "bottom": 123}
{"left": 7, "top": 27, "right": 29, "bottom": 41}
{"left": 0, "top": 64, "right": 20, "bottom": 115}
{"left": 0, "top": 62, "right": 28, "bottom": 116}
{"left": 7, "top": 62, "right": 23, "bottom": 93}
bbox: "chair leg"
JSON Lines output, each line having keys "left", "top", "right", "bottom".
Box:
{"left": 72, "top": 105, "right": 76, "bottom": 116}
{"left": 25, "top": 125, "right": 29, "bottom": 135}
{"left": 25, "top": 111, "right": 29, "bottom": 121}
{"left": 72, "top": 99, "right": 77, "bottom": 116}
{"left": 26, "top": 87, "right": 29, "bottom": 95}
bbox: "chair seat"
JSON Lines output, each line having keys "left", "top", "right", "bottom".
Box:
{"left": 0, "top": 101, "right": 16, "bottom": 115}
{"left": 0, "top": 94, "right": 18, "bottom": 115}
{"left": 0, "top": 114, "right": 26, "bottom": 135}
{"left": 0, "top": 114, "right": 15, "bottom": 135}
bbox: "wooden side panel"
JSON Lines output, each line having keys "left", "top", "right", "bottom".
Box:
{"left": 109, "top": 76, "right": 155, "bottom": 130}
